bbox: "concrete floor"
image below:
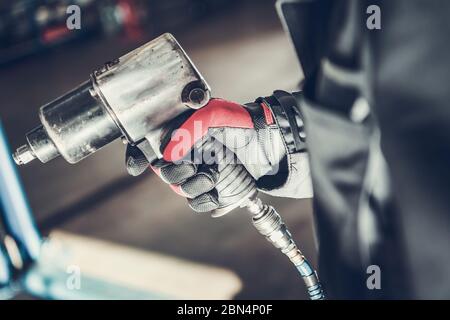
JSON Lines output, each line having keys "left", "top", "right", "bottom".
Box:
{"left": 1, "top": 1, "right": 317, "bottom": 299}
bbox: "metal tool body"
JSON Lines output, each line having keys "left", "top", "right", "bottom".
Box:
{"left": 12, "top": 34, "right": 324, "bottom": 299}
{"left": 13, "top": 33, "right": 210, "bottom": 166}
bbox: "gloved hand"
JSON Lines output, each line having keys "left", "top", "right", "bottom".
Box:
{"left": 126, "top": 91, "right": 313, "bottom": 213}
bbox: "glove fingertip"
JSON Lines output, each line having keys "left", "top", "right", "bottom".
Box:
{"left": 126, "top": 145, "right": 150, "bottom": 176}
{"left": 180, "top": 172, "right": 216, "bottom": 199}
{"left": 160, "top": 162, "right": 197, "bottom": 184}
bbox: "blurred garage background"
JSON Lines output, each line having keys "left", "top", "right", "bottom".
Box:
{"left": 0, "top": 0, "right": 317, "bottom": 299}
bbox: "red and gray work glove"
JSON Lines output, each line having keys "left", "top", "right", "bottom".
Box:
{"left": 125, "top": 90, "right": 313, "bottom": 213}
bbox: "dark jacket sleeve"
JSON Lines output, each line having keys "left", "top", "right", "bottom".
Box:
{"left": 278, "top": 0, "right": 450, "bottom": 299}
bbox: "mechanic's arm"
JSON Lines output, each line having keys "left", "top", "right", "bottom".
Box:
{"left": 125, "top": 91, "right": 313, "bottom": 213}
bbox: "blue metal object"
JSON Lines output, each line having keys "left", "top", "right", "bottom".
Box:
{"left": 0, "top": 241, "right": 16, "bottom": 299}
{"left": 0, "top": 242, "right": 12, "bottom": 286}
{"left": 297, "top": 260, "right": 325, "bottom": 300}
{"left": 23, "top": 261, "right": 164, "bottom": 300}
{"left": 0, "top": 120, "right": 165, "bottom": 299}
{"left": 0, "top": 121, "right": 42, "bottom": 263}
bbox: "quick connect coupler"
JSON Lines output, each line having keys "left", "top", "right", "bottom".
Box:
{"left": 246, "top": 198, "right": 325, "bottom": 300}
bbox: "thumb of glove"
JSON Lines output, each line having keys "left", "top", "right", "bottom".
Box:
{"left": 125, "top": 144, "right": 150, "bottom": 176}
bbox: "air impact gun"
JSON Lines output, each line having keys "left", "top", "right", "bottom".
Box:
{"left": 12, "top": 34, "right": 324, "bottom": 300}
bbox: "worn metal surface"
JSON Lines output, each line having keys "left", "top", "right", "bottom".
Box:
{"left": 0, "top": 122, "right": 41, "bottom": 262}
{"left": 93, "top": 33, "right": 210, "bottom": 154}
{"left": 14, "top": 33, "right": 211, "bottom": 165}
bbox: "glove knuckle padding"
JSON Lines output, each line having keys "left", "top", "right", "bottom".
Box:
{"left": 208, "top": 126, "right": 286, "bottom": 180}
{"left": 209, "top": 127, "right": 255, "bottom": 152}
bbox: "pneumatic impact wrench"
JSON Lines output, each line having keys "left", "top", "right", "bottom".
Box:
{"left": 12, "top": 34, "right": 324, "bottom": 300}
